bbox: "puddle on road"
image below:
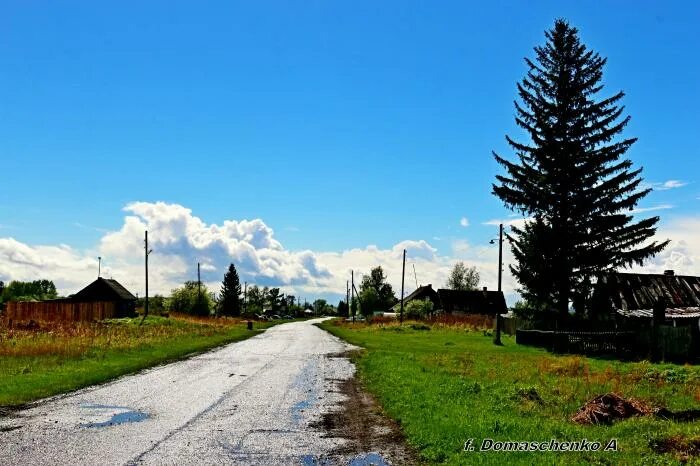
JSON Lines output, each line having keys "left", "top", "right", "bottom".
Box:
{"left": 79, "top": 404, "right": 149, "bottom": 428}
{"left": 300, "top": 454, "right": 333, "bottom": 466}
{"left": 291, "top": 399, "right": 313, "bottom": 425}
{"left": 300, "top": 452, "right": 389, "bottom": 466}
{"left": 348, "top": 452, "right": 390, "bottom": 466}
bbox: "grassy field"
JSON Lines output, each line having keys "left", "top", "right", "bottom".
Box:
{"left": 0, "top": 314, "right": 282, "bottom": 407}
{"left": 319, "top": 319, "right": 700, "bottom": 465}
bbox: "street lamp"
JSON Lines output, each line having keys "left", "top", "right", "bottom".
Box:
{"left": 489, "top": 223, "right": 504, "bottom": 345}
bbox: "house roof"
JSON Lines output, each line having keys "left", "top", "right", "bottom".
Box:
{"left": 595, "top": 272, "right": 700, "bottom": 319}
{"left": 436, "top": 289, "right": 508, "bottom": 315}
{"left": 390, "top": 284, "right": 439, "bottom": 311}
{"left": 71, "top": 277, "right": 137, "bottom": 302}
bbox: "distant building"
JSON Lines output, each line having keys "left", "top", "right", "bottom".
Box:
{"left": 3, "top": 277, "right": 137, "bottom": 322}
{"left": 390, "top": 284, "right": 441, "bottom": 312}
{"left": 391, "top": 284, "right": 507, "bottom": 315}
{"left": 437, "top": 288, "right": 507, "bottom": 315}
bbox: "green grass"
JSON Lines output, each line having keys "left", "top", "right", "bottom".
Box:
{"left": 0, "top": 316, "right": 283, "bottom": 407}
{"left": 319, "top": 320, "right": 700, "bottom": 465}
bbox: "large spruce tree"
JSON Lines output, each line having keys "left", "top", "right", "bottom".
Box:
{"left": 219, "top": 263, "right": 242, "bottom": 317}
{"left": 492, "top": 19, "right": 668, "bottom": 319}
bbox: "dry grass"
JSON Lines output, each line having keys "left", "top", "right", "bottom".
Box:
{"left": 345, "top": 313, "right": 495, "bottom": 331}
{"left": 427, "top": 313, "right": 494, "bottom": 330}
{"left": 0, "top": 314, "right": 248, "bottom": 358}
{"left": 0, "top": 314, "right": 276, "bottom": 406}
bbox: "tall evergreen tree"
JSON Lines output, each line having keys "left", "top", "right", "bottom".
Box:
{"left": 492, "top": 19, "right": 668, "bottom": 319}
{"left": 219, "top": 263, "right": 242, "bottom": 317}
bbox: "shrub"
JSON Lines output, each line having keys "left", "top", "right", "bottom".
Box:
{"left": 404, "top": 299, "right": 433, "bottom": 320}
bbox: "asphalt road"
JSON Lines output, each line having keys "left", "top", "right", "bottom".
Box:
{"left": 0, "top": 318, "right": 368, "bottom": 465}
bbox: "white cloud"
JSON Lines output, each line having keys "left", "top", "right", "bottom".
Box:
{"left": 483, "top": 217, "right": 532, "bottom": 228}
{"left": 460, "top": 217, "right": 470, "bottom": 227}
{"left": 626, "top": 216, "right": 700, "bottom": 276}
{"left": 0, "top": 202, "right": 517, "bottom": 303}
{"left": 641, "top": 180, "right": 689, "bottom": 191}
{"left": 3, "top": 202, "right": 696, "bottom": 308}
{"left": 630, "top": 204, "right": 674, "bottom": 214}
{"left": 655, "top": 180, "right": 688, "bottom": 191}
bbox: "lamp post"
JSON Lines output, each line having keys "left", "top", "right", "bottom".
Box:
{"left": 489, "top": 223, "right": 504, "bottom": 345}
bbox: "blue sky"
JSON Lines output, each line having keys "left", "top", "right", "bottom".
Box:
{"left": 1, "top": 1, "right": 699, "bottom": 300}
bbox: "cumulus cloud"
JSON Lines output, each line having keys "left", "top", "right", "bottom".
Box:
{"left": 626, "top": 216, "right": 700, "bottom": 276}
{"left": 460, "top": 217, "right": 470, "bottom": 227}
{"left": 0, "top": 238, "right": 100, "bottom": 293}
{"left": 0, "top": 202, "right": 515, "bottom": 302}
{"left": 2, "top": 202, "right": 698, "bottom": 307}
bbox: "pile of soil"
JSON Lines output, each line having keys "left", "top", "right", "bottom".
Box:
{"left": 571, "top": 393, "right": 654, "bottom": 425}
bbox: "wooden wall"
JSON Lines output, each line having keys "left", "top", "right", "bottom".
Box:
{"left": 3, "top": 301, "right": 118, "bottom": 323}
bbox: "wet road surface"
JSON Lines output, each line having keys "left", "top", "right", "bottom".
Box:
{"left": 0, "top": 318, "right": 373, "bottom": 465}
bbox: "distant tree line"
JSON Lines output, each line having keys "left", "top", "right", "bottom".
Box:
{"left": 0, "top": 280, "right": 58, "bottom": 307}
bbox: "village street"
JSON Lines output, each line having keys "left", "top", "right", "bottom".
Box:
{"left": 0, "top": 319, "right": 369, "bottom": 465}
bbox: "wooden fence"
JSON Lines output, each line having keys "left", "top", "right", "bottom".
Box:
{"left": 639, "top": 326, "right": 695, "bottom": 362}
{"left": 516, "top": 326, "right": 698, "bottom": 362}
{"left": 2, "top": 301, "right": 118, "bottom": 323}
{"left": 516, "top": 329, "right": 636, "bottom": 356}
{"left": 502, "top": 316, "right": 532, "bottom": 335}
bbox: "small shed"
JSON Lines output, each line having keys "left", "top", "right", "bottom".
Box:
{"left": 70, "top": 277, "right": 138, "bottom": 318}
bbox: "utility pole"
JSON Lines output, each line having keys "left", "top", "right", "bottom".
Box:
{"left": 351, "top": 270, "right": 355, "bottom": 322}
{"left": 244, "top": 281, "right": 247, "bottom": 315}
{"left": 197, "top": 262, "right": 202, "bottom": 314}
{"left": 494, "top": 223, "right": 504, "bottom": 346}
{"left": 400, "top": 249, "right": 406, "bottom": 324}
{"left": 98, "top": 256, "right": 102, "bottom": 278}
{"left": 141, "top": 231, "right": 153, "bottom": 325}
{"left": 346, "top": 280, "right": 350, "bottom": 319}
{"left": 498, "top": 223, "right": 503, "bottom": 293}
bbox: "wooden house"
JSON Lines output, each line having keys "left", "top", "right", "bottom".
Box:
{"left": 593, "top": 270, "right": 700, "bottom": 325}
{"left": 436, "top": 288, "right": 507, "bottom": 315}
{"left": 70, "top": 277, "right": 138, "bottom": 317}
{"left": 392, "top": 284, "right": 507, "bottom": 315}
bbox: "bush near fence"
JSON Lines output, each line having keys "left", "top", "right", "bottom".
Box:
{"left": 2, "top": 301, "right": 120, "bottom": 323}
